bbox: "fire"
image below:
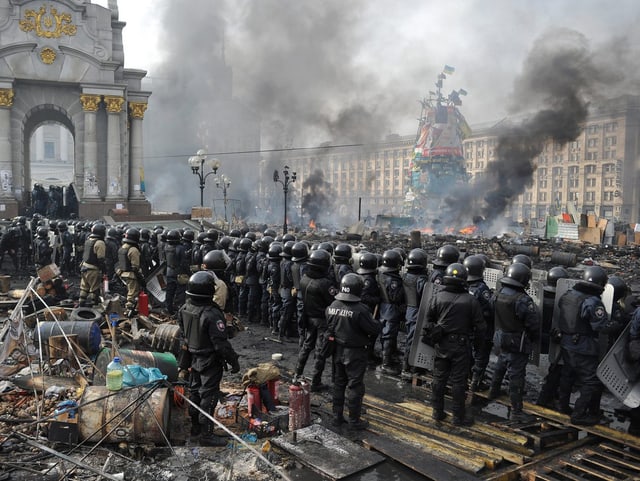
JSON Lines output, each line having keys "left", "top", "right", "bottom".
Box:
{"left": 309, "top": 219, "right": 316, "bottom": 230}
{"left": 459, "top": 225, "right": 478, "bottom": 235}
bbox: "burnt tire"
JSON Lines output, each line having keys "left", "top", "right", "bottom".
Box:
{"left": 69, "top": 307, "right": 102, "bottom": 324}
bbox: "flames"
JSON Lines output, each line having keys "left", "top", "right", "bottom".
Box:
{"left": 418, "top": 225, "right": 479, "bottom": 235}
{"left": 309, "top": 219, "right": 316, "bottom": 230}
{"left": 458, "top": 225, "right": 478, "bottom": 235}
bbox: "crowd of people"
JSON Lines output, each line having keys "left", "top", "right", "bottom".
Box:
{"left": 2, "top": 219, "right": 640, "bottom": 445}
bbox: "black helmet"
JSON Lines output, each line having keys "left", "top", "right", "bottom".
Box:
{"left": 182, "top": 229, "right": 195, "bottom": 242}
{"left": 230, "top": 238, "right": 241, "bottom": 252}
{"left": 205, "top": 230, "right": 219, "bottom": 243}
{"left": 334, "top": 243, "right": 352, "bottom": 262}
{"left": 379, "top": 249, "right": 403, "bottom": 272}
{"left": 512, "top": 254, "right": 532, "bottom": 269}
{"left": 261, "top": 235, "right": 274, "bottom": 248}
{"left": 124, "top": 228, "right": 140, "bottom": 244}
{"left": 57, "top": 221, "right": 68, "bottom": 232}
{"left": 582, "top": 266, "right": 607, "bottom": 288}
{"left": 268, "top": 242, "right": 283, "bottom": 260}
{"left": 607, "top": 276, "right": 628, "bottom": 301}
{"left": 544, "top": 266, "right": 569, "bottom": 293}
{"left": 291, "top": 241, "right": 309, "bottom": 262}
{"left": 219, "top": 236, "right": 232, "bottom": 250}
{"left": 239, "top": 237, "right": 252, "bottom": 252}
{"left": 433, "top": 244, "right": 460, "bottom": 267}
{"left": 37, "top": 226, "right": 49, "bottom": 238}
{"left": 166, "top": 229, "right": 181, "bottom": 244}
{"left": 245, "top": 231, "right": 257, "bottom": 241}
{"left": 501, "top": 263, "right": 531, "bottom": 288}
{"left": 308, "top": 249, "right": 331, "bottom": 269}
{"left": 203, "top": 250, "right": 227, "bottom": 272}
{"left": 107, "top": 227, "right": 118, "bottom": 240}
{"left": 356, "top": 252, "right": 378, "bottom": 274}
{"left": 140, "top": 228, "right": 151, "bottom": 241}
{"left": 281, "top": 240, "right": 295, "bottom": 259}
{"left": 186, "top": 271, "right": 216, "bottom": 299}
{"left": 264, "top": 228, "right": 277, "bottom": 238}
{"left": 318, "top": 242, "right": 334, "bottom": 255}
{"left": 91, "top": 223, "right": 106, "bottom": 239}
{"left": 229, "top": 229, "right": 242, "bottom": 238}
{"left": 282, "top": 233, "right": 296, "bottom": 243}
{"left": 392, "top": 247, "right": 407, "bottom": 263}
{"left": 335, "top": 273, "right": 363, "bottom": 302}
{"left": 407, "top": 248, "right": 428, "bottom": 270}
{"left": 444, "top": 263, "right": 468, "bottom": 285}
{"left": 463, "top": 255, "right": 485, "bottom": 281}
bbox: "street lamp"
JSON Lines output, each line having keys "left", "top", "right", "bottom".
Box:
{"left": 215, "top": 174, "right": 231, "bottom": 223}
{"left": 273, "top": 165, "right": 296, "bottom": 235}
{"left": 188, "top": 148, "right": 221, "bottom": 208}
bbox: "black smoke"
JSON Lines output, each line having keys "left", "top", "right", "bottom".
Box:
{"left": 302, "top": 169, "right": 334, "bottom": 223}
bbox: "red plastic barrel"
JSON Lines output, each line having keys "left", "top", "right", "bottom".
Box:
{"left": 288, "top": 381, "right": 310, "bottom": 431}
{"left": 138, "top": 291, "right": 149, "bottom": 316}
{"left": 247, "top": 385, "right": 261, "bottom": 417}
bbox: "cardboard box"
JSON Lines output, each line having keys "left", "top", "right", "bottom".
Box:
{"left": 579, "top": 227, "right": 602, "bottom": 244}
{"left": 191, "top": 206, "right": 212, "bottom": 219}
{"left": 635, "top": 232, "right": 640, "bottom": 245}
{"left": 617, "top": 233, "right": 627, "bottom": 246}
{"left": 37, "top": 263, "right": 60, "bottom": 282}
{"left": 587, "top": 214, "right": 597, "bottom": 228}
{"left": 214, "top": 401, "right": 240, "bottom": 426}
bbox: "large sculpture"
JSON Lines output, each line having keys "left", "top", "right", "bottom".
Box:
{"left": 0, "top": 0, "right": 151, "bottom": 217}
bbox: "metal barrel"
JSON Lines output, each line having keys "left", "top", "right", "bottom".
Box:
{"left": 78, "top": 386, "right": 170, "bottom": 444}
{"left": 93, "top": 348, "right": 179, "bottom": 384}
{"left": 509, "top": 245, "right": 540, "bottom": 257}
{"left": 550, "top": 251, "right": 577, "bottom": 267}
{"left": 37, "top": 321, "right": 102, "bottom": 356}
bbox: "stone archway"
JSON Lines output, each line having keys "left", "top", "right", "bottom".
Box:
{"left": 0, "top": 0, "right": 151, "bottom": 219}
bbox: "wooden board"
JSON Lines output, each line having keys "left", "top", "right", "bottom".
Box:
{"left": 271, "top": 424, "right": 384, "bottom": 480}
{"left": 361, "top": 433, "right": 480, "bottom": 481}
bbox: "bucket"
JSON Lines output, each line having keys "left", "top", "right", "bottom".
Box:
{"left": 94, "top": 348, "right": 178, "bottom": 384}
{"left": 38, "top": 321, "right": 102, "bottom": 356}
{"left": 78, "top": 386, "right": 170, "bottom": 444}
{"left": 0, "top": 275, "right": 10, "bottom": 293}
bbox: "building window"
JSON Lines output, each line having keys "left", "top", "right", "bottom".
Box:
{"left": 570, "top": 140, "right": 580, "bottom": 150}
{"left": 553, "top": 179, "right": 563, "bottom": 188}
{"left": 525, "top": 192, "right": 533, "bottom": 202}
{"left": 586, "top": 178, "right": 596, "bottom": 187}
{"left": 603, "top": 163, "right": 616, "bottom": 173}
{"left": 603, "top": 191, "right": 614, "bottom": 201}
{"left": 585, "top": 192, "right": 595, "bottom": 202}
{"left": 538, "top": 192, "right": 547, "bottom": 202}
{"left": 587, "top": 125, "right": 599, "bottom": 134}
{"left": 587, "top": 138, "right": 598, "bottom": 148}
{"left": 552, "top": 167, "right": 563, "bottom": 177}
{"left": 605, "top": 136, "right": 617, "bottom": 147}
{"left": 585, "top": 151, "right": 598, "bottom": 161}
{"left": 476, "top": 140, "right": 484, "bottom": 148}
{"left": 475, "top": 161, "right": 484, "bottom": 169}
{"left": 538, "top": 167, "right": 547, "bottom": 178}
{"left": 604, "top": 121, "right": 618, "bottom": 132}
{"left": 585, "top": 164, "right": 596, "bottom": 174}
{"left": 569, "top": 178, "right": 579, "bottom": 188}
{"left": 568, "top": 192, "right": 579, "bottom": 201}
{"left": 539, "top": 180, "right": 547, "bottom": 189}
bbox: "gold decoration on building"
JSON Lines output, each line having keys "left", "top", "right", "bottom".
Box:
{"left": 129, "top": 102, "right": 148, "bottom": 119}
{"left": 39, "top": 47, "right": 57, "bottom": 65}
{"left": 19, "top": 6, "right": 77, "bottom": 39}
{"left": 104, "top": 96, "right": 125, "bottom": 113}
{"left": 80, "top": 94, "right": 101, "bottom": 112}
{"left": 0, "top": 89, "right": 15, "bottom": 108}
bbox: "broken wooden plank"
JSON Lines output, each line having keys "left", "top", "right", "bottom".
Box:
{"left": 271, "top": 424, "right": 384, "bottom": 480}
{"left": 361, "top": 433, "right": 480, "bottom": 481}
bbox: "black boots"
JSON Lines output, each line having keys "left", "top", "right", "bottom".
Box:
{"left": 199, "top": 423, "right": 227, "bottom": 447}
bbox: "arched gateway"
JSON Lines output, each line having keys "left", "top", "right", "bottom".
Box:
{"left": 0, "top": 0, "right": 151, "bottom": 218}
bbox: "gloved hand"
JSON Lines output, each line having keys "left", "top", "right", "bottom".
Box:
{"left": 229, "top": 356, "right": 241, "bottom": 373}
{"left": 178, "top": 369, "right": 189, "bottom": 380}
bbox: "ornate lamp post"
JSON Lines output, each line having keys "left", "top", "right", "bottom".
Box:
{"left": 215, "top": 174, "right": 231, "bottom": 223}
{"left": 273, "top": 165, "right": 296, "bottom": 235}
{"left": 188, "top": 148, "right": 220, "bottom": 208}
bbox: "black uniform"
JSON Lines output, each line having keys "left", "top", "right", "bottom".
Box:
{"left": 327, "top": 298, "right": 382, "bottom": 426}
{"left": 424, "top": 281, "right": 485, "bottom": 423}
{"left": 468, "top": 278, "right": 494, "bottom": 390}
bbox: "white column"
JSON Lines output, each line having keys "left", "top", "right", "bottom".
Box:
{"left": 0, "top": 89, "right": 14, "bottom": 199}
{"left": 36, "top": 127, "right": 44, "bottom": 160}
{"left": 128, "top": 102, "right": 147, "bottom": 200}
{"left": 80, "top": 94, "right": 101, "bottom": 199}
{"left": 105, "top": 96, "right": 124, "bottom": 199}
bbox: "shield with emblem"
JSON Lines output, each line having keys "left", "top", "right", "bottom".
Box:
{"left": 597, "top": 322, "right": 640, "bottom": 408}
{"left": 408, "top": 282, "right": 437, "bottom": 371}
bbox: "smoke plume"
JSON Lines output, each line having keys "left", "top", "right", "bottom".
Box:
{"left": 302, "top": 169, "right": 335, "bottom": 223}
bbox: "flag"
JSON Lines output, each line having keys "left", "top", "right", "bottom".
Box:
{"left": 139, "top": 167, "right": 145, "bottom": 193}
{"left": 443, "top": 65, "right": 455, "bottom": 75}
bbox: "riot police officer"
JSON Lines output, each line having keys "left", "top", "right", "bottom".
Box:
{"left": 177, "top": 271, "right": 240, "bottom": 446}
{"left": 378, "top": 249, "right": 406, "bottom": 375}
{"left": 326, "top": 273, "right": 382, "bottom": 430}
{"left": 488, "top": 263, "right": 539, "bottom": 421}
{"left": 78, "top": 224, "right": 106, "bottom": 307}
{"left": 423, "top": 263, "right": 485, "bottom": 425}
{"left": 401, "top": 248, "right": 429, "bottom": 380}
{"left": 430, "top": 244, "right": 460, "bottom": 285}
{"left": 117, "top": 228, "right": 143, "bottom": 316}
{"left": 557, "top": 266, "right": 613, "bottom": 425}
{"left": 333, "top": 243, "right": 354, "bottom": 284}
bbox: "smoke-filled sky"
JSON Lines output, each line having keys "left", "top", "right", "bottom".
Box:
{"left": 95, "top": 0, "right": 640, "bottom": 220}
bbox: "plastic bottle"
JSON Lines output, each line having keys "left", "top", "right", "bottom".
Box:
{"left": 106, "top": 357, "right": 123, "bottom": 391}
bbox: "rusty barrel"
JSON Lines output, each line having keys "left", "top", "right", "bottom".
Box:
{"left": 78, "top": 386, "right": 170, "bottom": 444}
{"left": 550, "top": 251, "right": 577, "bottom": 267}
{"left": 94, "top": 348, "right": 178, "bottom": 384}
{"left": 409, "top": 230, "right": 422, "bottom": 249}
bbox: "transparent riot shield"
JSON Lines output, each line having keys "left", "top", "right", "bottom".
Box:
{"left": 408, "top": 282, "right": 437, "bottom": 371}
{"left": 597, "top": 323, "right": 640, "bottom": 408}
{"left": 482, "top": 267, "right": 503, "bottom": 290}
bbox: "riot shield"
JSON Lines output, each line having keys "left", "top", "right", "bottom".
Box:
{"left": 145, "top": 262, "right": 167, "bottom": 304}
{"left": 548, "top": 278, "right": 578, "bottom": 364}
{"left": 482, "top": 267, "right": 503, "bottom": 290}
{"left": 408, "top": 282, "right": 437, "bottom": 371}
{"left": 597, "top": 323, "right": 640, "bottom": 408}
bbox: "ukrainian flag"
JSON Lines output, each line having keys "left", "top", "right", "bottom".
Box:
{"left": 139, "top": 167, "right": 145, "bottom": 193}
{"left": 443, "top": 65, "right": 455, "bottom": 75}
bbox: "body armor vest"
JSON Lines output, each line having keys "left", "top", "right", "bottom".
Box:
{"left": 183, "top": 305, "right": 214, "bottom": 351}
{"left": 402, "top": 272, "right": 419, "bottom": 306}
{"left": 165, "top": 244, "right": 178, "bottom": 270}
{"left": 292, "top": 262, "right": 302, "bottom": 289}
{"left": 118, "top": 245, "right": 132, "bottom": 271}
{"left": 280, "top": 260, "right": 293, "bottom": 288}
{"left": 495, "top": 290, "right": 526, "bottom": 332}
{"left": 82, "top": 238, "right": 99, "bottom": 265}
{"left": 558, "top": 289, "right": 591, "bottom": 335}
